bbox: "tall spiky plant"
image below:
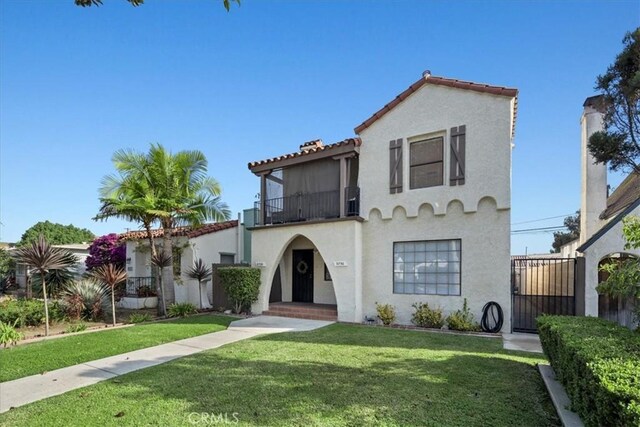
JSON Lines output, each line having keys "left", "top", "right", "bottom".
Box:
{"left": 91, "top": 264, "right": 127, "bottom": 326}
{"left": 12, "top": 235, "right": 76, "bottom": 336}
{"left": 186, "top": 258, "right": 212, "bottom": 310}
{"left": 151, "top": 250, "right": 172, "bottom": 317}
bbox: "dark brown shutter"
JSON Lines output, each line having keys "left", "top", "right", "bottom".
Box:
{"left": 449, "top": 125, "right": 466, "bottom": 186}
{"left": 389, "top": 139, "right": 403, "bottom": 194}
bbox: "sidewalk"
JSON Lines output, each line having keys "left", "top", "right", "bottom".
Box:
{"left": 0, "top": 316, "right": 333, "bottom": 413}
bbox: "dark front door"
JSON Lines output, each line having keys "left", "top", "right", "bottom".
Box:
{"left": 292, "top": 250, "right": 314, "bottom": 303}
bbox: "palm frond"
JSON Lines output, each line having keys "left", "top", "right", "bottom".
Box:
{"left": 151, "top": 250, "right": 173, "bottom": 269}
{"left": 186, "top": 258, "right": 212, "bottom": 282}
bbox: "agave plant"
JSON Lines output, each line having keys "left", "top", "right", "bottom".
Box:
{"left": 91, "top": 263, "right": 127, "bottom": 326}
{"left": 186, "top": 258, "right": 212, "bottom": 310}
{"left": 62, "top": 280, "right": 109, "bottom": 321}
{"left": 12, "top": 235, "right": 76, "bottom": 336}
{"left": 151, "top": 250, "right": 172, "bottom": 317}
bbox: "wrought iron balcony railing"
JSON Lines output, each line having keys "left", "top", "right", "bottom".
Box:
{"left": 125, "top": 276, "right": 157, "bottom": 298}
{"left": 255, "top": 187, "right": 360, "bottom": 226}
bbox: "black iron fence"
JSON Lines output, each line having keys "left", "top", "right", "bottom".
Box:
{"left": 511, "top": 258, "right": 576, "bottom": 333}
{"left": 255, "top": 187, "right": 360, "bottom": 226}
{"left": 125, "top": 276, "right": 156, "bottom": 298}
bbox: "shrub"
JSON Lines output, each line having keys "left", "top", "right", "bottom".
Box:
{"left": 0, "top": 298, "right": 65, "bottom": 327}
{"left": 167, "top": 302, "right": 197, "bottom": 318}
{"left": 375, "top": 303, "right": 396, "bottom": 326}
{"left": 446, "top": 299, "right": 480, "bottom": 332}
{"left": 537, "top": 316, "right": 640, "bottom": 427}
{"left": 65, "top": 323, "right": 87, "bottom": 333}
{"left": 128, "top": 313, "right": 153, "bottom": 324}
{"left": 412, "top": 302, "right": 445, "bottom": 328}
{"left": 218, "top": 267, "right": 261, "bottom": 314}
{"left": 0, "top": 320, "right": 23, "bottom": 347}
{"left": 61, "top": 280, "right": 108, "bottom": 321}
{"left": 136, "top": 285, "right": 157, "bottom": 298}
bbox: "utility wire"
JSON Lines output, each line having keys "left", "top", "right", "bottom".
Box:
{"left": 511, "top": 213, "right": 574, "bottom": 226}
{"left": 511, "top": 225, "right": 567, "bottom": 234}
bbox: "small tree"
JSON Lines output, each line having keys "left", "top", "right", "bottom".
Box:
{"left": 218, "top": 267, "right": 260, "bottom": 314}
{"left": 587, "top": 29, "right": 640, "bottom": 174}
{"left": 12, "top": 235, "right": 76, "bottom": 336}
{"left": 551, "top": 211, "right": 581, "bottom": 253}
{"left": 91, "top": 264, "right": 127, "bottom": 326}
{"left": 151, "top": 251, "right": 172, "bottom": 317}
{"left": 186, "top": 258, "right": 212, "bottom": 310}
{"left": 597, "top": 216, "right": 640, "bottom": 325}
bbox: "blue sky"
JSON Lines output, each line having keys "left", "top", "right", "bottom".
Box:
{"left": 0, "top": 0, "right": 638, "bottom": 254}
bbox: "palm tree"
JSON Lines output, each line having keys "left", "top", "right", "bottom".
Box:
{"left": 91, "top": 264, "right": 127, "bottom": 326}
{"left": 97, "top": 144, "right": 230, "bottom": 312}
{"left": 12, "top": 235, "right": 76, "bottom": 336}
{"left": 186, "top": 258, "right": 212, "bottom": 310}
{"left": 151, "top": 250, "right": 172, "bottom": 317}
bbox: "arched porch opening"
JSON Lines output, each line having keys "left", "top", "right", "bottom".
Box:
{"left": 264, "top": 235, "right": 338, "bottom": 321}
{"left": 597, "top": 252, "right": 638, "bottom": 329}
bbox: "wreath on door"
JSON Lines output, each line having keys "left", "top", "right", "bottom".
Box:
{"left": 296, "top": 260, "right": 309, "bottom": 275}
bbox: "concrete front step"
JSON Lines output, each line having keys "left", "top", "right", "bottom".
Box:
{"left": 262, "top": 311, "right": 338, "bottom": 321}
{"left": 264, "top": 304, "right": 338, "bottom": 321}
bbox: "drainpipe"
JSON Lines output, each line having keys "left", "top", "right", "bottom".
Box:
{"left": 236, "top": 212, "right": 243, "bottom": 264}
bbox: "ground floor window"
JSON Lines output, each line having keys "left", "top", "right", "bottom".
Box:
{"left": 393, "top": 240, "right": 461, "bottom": 295}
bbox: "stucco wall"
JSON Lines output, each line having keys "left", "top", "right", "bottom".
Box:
{"left": 276, "top": 236, "right": 337, "bottom": 305}
{"left": 581, "top": 205, "right": 640, "bottom": 316}
{"left": 124, "top": 226, "right": 241, "bottom": 307}
{"left": 362, "top": 197, "right": 511, "bottom": 329}
{"left": 358, "top": 83, "right": 513, "bottom": 218}
{"left": 179, "top": 227, "right": 240, "bottom": 306}
{"left": 251, "top": 220, "right": 362, "bottom": 322}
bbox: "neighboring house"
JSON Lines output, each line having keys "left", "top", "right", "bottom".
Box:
{"left": 14, "top": 243, "right": 90, "bottom": 289}
{"left": 119, "top": 219, "right": 246, "bottom": 308}
{"left": 248, "top": 72, "right": 518, "bottom": 329}
{"left": 571, "top": 95, "right": 640, "bottom": 327}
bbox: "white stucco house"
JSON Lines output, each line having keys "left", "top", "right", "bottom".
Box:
{"left": 14, "top": 243, "right": 90, "bottom": 290}
{"left": 248, "top": 72, "right": 518, "bottom": 330}
{"left": 571, "top": 95, "right": 639, "bottom": 327}
{"left": 119, "top": 219, "right": 246, "bottom": 309}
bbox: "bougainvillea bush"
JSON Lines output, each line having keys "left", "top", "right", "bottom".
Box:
{"left": 85, "top": 234, "right": 126, "bottom": 271}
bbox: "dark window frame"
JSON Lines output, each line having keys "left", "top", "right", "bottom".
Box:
{"left": 392, "top": 239, "right": 462, "bottom": 296}
{"left": 409, "top": 136, "right": 444, "bottom": 189}
{"left": 324, "top": 263, "right": 332, "bottom": 281}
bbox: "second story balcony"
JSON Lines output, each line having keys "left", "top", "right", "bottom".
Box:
{"left": 249, "top": 138, "right": 361, "bottom": 227}
{"left": 255, "top": 187, "right": 360, "bottom": 226}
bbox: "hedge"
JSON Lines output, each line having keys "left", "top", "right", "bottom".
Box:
{"left": 218, "top": 267, "right": 261, "bottom": 314}
{"left": 0, "top": 298, "right": 65, "bottom": 327}
{"left": 537, "top": 316, "right": 640, "bottom": 427}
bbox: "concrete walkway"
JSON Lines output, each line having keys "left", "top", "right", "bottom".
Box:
{"left": 0, "top": 316, "right": 332, "bottom": 413}
{"left": 502, "top": 332, "right": 543, "bottom": 353}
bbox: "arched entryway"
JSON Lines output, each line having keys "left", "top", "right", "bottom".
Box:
{"left": 598, "top": 253, "right": 638, "bottom": 328}
{"left": 263, "top": 235, "right": 338, "bottom": 321}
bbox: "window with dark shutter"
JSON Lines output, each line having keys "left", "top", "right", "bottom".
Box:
{"left": 389, "top": 139, "right": 403, "bottom": 194}
{"left": 450, "top": 125, "right": 466, "bottom": 186}
{"left": 410, "top": 137, "right": 443, "bottom": 189}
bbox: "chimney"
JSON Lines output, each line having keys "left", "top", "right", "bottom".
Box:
{"left": 579, "top": 95, "right": 607, "bottom": 244}
{"left": 300, "top": 139, "right": 323, "bottom": 153}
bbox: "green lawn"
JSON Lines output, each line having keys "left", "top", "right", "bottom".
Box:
{"left": 0, "top": 324, "right": 559, "bottom": 426}
{"left": 0, "top": 314, "right": 234, "bottom": 382}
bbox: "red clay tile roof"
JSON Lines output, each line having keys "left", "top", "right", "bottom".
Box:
{"left": 248, "top": 137, "right": 362, "bottom": 169}
{"left": 119, "top": 220, "right": 238, "bottom": 241}
{"left": 600, "top": 172, "right": 640, "bottom": 220}
{"left": 353, "top": 74, "right": 519, "bottom": 137}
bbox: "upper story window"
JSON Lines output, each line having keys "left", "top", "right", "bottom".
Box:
{"left": 409, "top": 136, "right": 444, "bottom": 189}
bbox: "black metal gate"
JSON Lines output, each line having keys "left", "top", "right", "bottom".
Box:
{"left": 511, "top": 258, "right": 576, "bottom": 333}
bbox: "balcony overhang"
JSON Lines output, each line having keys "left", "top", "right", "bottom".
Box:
{"left": 248, "top": 215, "right": 364, "bottom": 231}
{"left": 248, "top": 137, "right": 361, "bottom": 175}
